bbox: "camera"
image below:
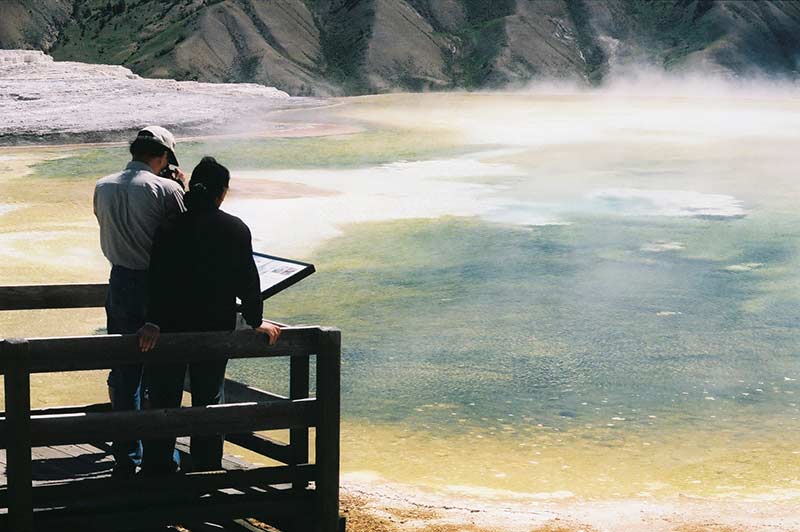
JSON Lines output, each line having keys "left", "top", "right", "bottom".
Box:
{"left": 159, "top": 165, "right": 185, "bottom": 190}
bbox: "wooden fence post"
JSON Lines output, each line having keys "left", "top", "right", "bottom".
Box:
{"left": 315, "top": 328, "right": 341, "bottom": 532}
{"left": 290, "top": 354, "right": 310, "bottom": 492}
{"left": 3, "top": 338, "right": 34, "bottom": 532}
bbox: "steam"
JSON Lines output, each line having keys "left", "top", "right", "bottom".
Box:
{"left": 522, "top": 61, "right": 800, "bottom": 99}
{"left": 589, "top": 189, "right": 747, "bottom": 219}
{"left": 220, "top": 68, "right": 799, "bottom": 256}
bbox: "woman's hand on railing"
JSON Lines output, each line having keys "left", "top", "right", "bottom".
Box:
{"left": 137, "top": 322, "right": 161, "bottom": 352}
{"left": 256, "top": 320, "right": 282, "bottom": 346}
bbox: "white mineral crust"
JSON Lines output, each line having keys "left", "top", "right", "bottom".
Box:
{"left": 0, "top": 50, "right": 310, "bottom": 140}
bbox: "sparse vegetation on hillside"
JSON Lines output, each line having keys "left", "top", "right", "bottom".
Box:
{"left": 2, "top": 0, "right": 800, "bottom": 95}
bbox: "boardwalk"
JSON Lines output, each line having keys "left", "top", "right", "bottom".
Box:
{"left": 0, "top": 438, "right": 294, "bottom": 531}
{"left": 0, "top": 283, "right": 343, "bottom": 532}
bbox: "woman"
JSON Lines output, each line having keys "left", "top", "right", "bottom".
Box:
{"left": 137, "top": 156, "right": 281, "bottom": 475}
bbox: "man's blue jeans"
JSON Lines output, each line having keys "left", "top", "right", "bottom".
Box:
{"left": 105, "top": 265, "right": 147, "bottom": 473}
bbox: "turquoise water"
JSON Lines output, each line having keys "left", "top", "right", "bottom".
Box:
{"left": 223, "top": 203, "right": 800, "bottom": 497}
{"left": 241, "top": 213, "right": 800, "bottom": 431}
{"left": 231, "top": 212, "right": 800, "bottom": 438}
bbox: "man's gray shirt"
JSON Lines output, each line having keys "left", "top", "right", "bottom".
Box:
{"left": 94, "top": 161, "right": 185, "bottom": 270}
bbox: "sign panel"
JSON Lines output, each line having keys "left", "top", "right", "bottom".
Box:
{"left": 252, "top": 252, "right": 315, "bottom": 300}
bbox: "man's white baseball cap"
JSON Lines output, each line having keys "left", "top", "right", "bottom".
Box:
{"left": 135, "top": 125, "right": 179, "bottom": 166}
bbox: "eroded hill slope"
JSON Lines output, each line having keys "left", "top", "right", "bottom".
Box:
{"left": 1, "top": 0, "right": 799, "bottom": 95}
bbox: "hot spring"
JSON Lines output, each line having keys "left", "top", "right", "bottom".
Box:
{"left": 1, "top": 88, "right": 799, "bottom": 502}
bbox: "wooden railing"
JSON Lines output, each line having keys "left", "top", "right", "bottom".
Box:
{"left": 0, "top": 284, "right": 343, "bottom": 532}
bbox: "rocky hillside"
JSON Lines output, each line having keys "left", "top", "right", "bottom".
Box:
{"left": 2, "top": 0, "right": 799, "bottom": 96}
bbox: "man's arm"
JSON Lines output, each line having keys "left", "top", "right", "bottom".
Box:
{"left": 164, "top": 182, "right": 186, "bottom": 216}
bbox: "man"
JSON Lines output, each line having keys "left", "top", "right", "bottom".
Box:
{"left": 93, "top": 126, "right": 186, "bottom": 478}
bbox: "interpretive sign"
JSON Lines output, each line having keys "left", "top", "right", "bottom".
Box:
{"left": 252, "top": 252, "right": 315, "bottom": 300}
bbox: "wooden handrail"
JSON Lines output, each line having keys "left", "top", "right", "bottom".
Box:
{"left": 0, "top": 399, "right": 318, "bottom": 448}
{"left": 0, "top": 327, "right": 336, "bottom": 373}
{"left": 0, "top": 283, "right": 107, "bottom": 311}
{"left": 0, "top": 379, "right": 286, "bottom": 418}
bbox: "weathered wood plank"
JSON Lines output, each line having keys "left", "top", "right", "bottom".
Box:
{"left": 19, "top": 491, "right": 315, "bottom": 531}
{"left": 0, "top": 399, "right": 318, "bottom": 448}
{"left": 226, "top": 433, "right": 292, "bottom": 465}
{"left": 291, "top": 354, "right": 310, "bottom": 492}
{"left": 49, "top": 444, "right": 114, "bottom": 473}
{"left": 72, "top": 443, "right": 113, "bottom": 461}
{"left": 223, "top": 378, "right": 289, "bottom": 402}
{"left": 0, "top": 284, "right": 107, "bottom": 311}
{"left": 0, "top": 327, "right": 325, "bottom": 374}
{"left": 29, "top": 447, "right": 73, "bottom": 484}
{"left": 0, "top": 465, "right": 316, "bottom": 508}
{"left": 223, "top": 454, "right": 258, "bottom": 472}
{"left": 0, "top": 402, "right": 110, "bottom": 419}
{"left": 185, "top": 375, "right": 292, "bottom": 464}
{"left": 316, "top": 328, "right": 342, "bottom": 532}
{"left": 186, "top": 377, "right": 288, "bottom": 403}
{"left": 30, "top": 447, "right": 71, "bottom": 461}
{"left": 3, "top": 339, "right": 33, "bottom": 532}
{"left": 230, "top": 519, "right": 275, "bottom": 532}
{"left": 249, "top": 508, "right": 307, "bottom": 532}
{"left": 30, "top": 446, "right": 105, "bottom": 483}
{"left": 172, "top": 438, "right": 247, "bottom": 474}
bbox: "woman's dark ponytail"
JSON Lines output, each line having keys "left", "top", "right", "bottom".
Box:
{"left": 184, "top": 156, "right": 230, "bottom": 211}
